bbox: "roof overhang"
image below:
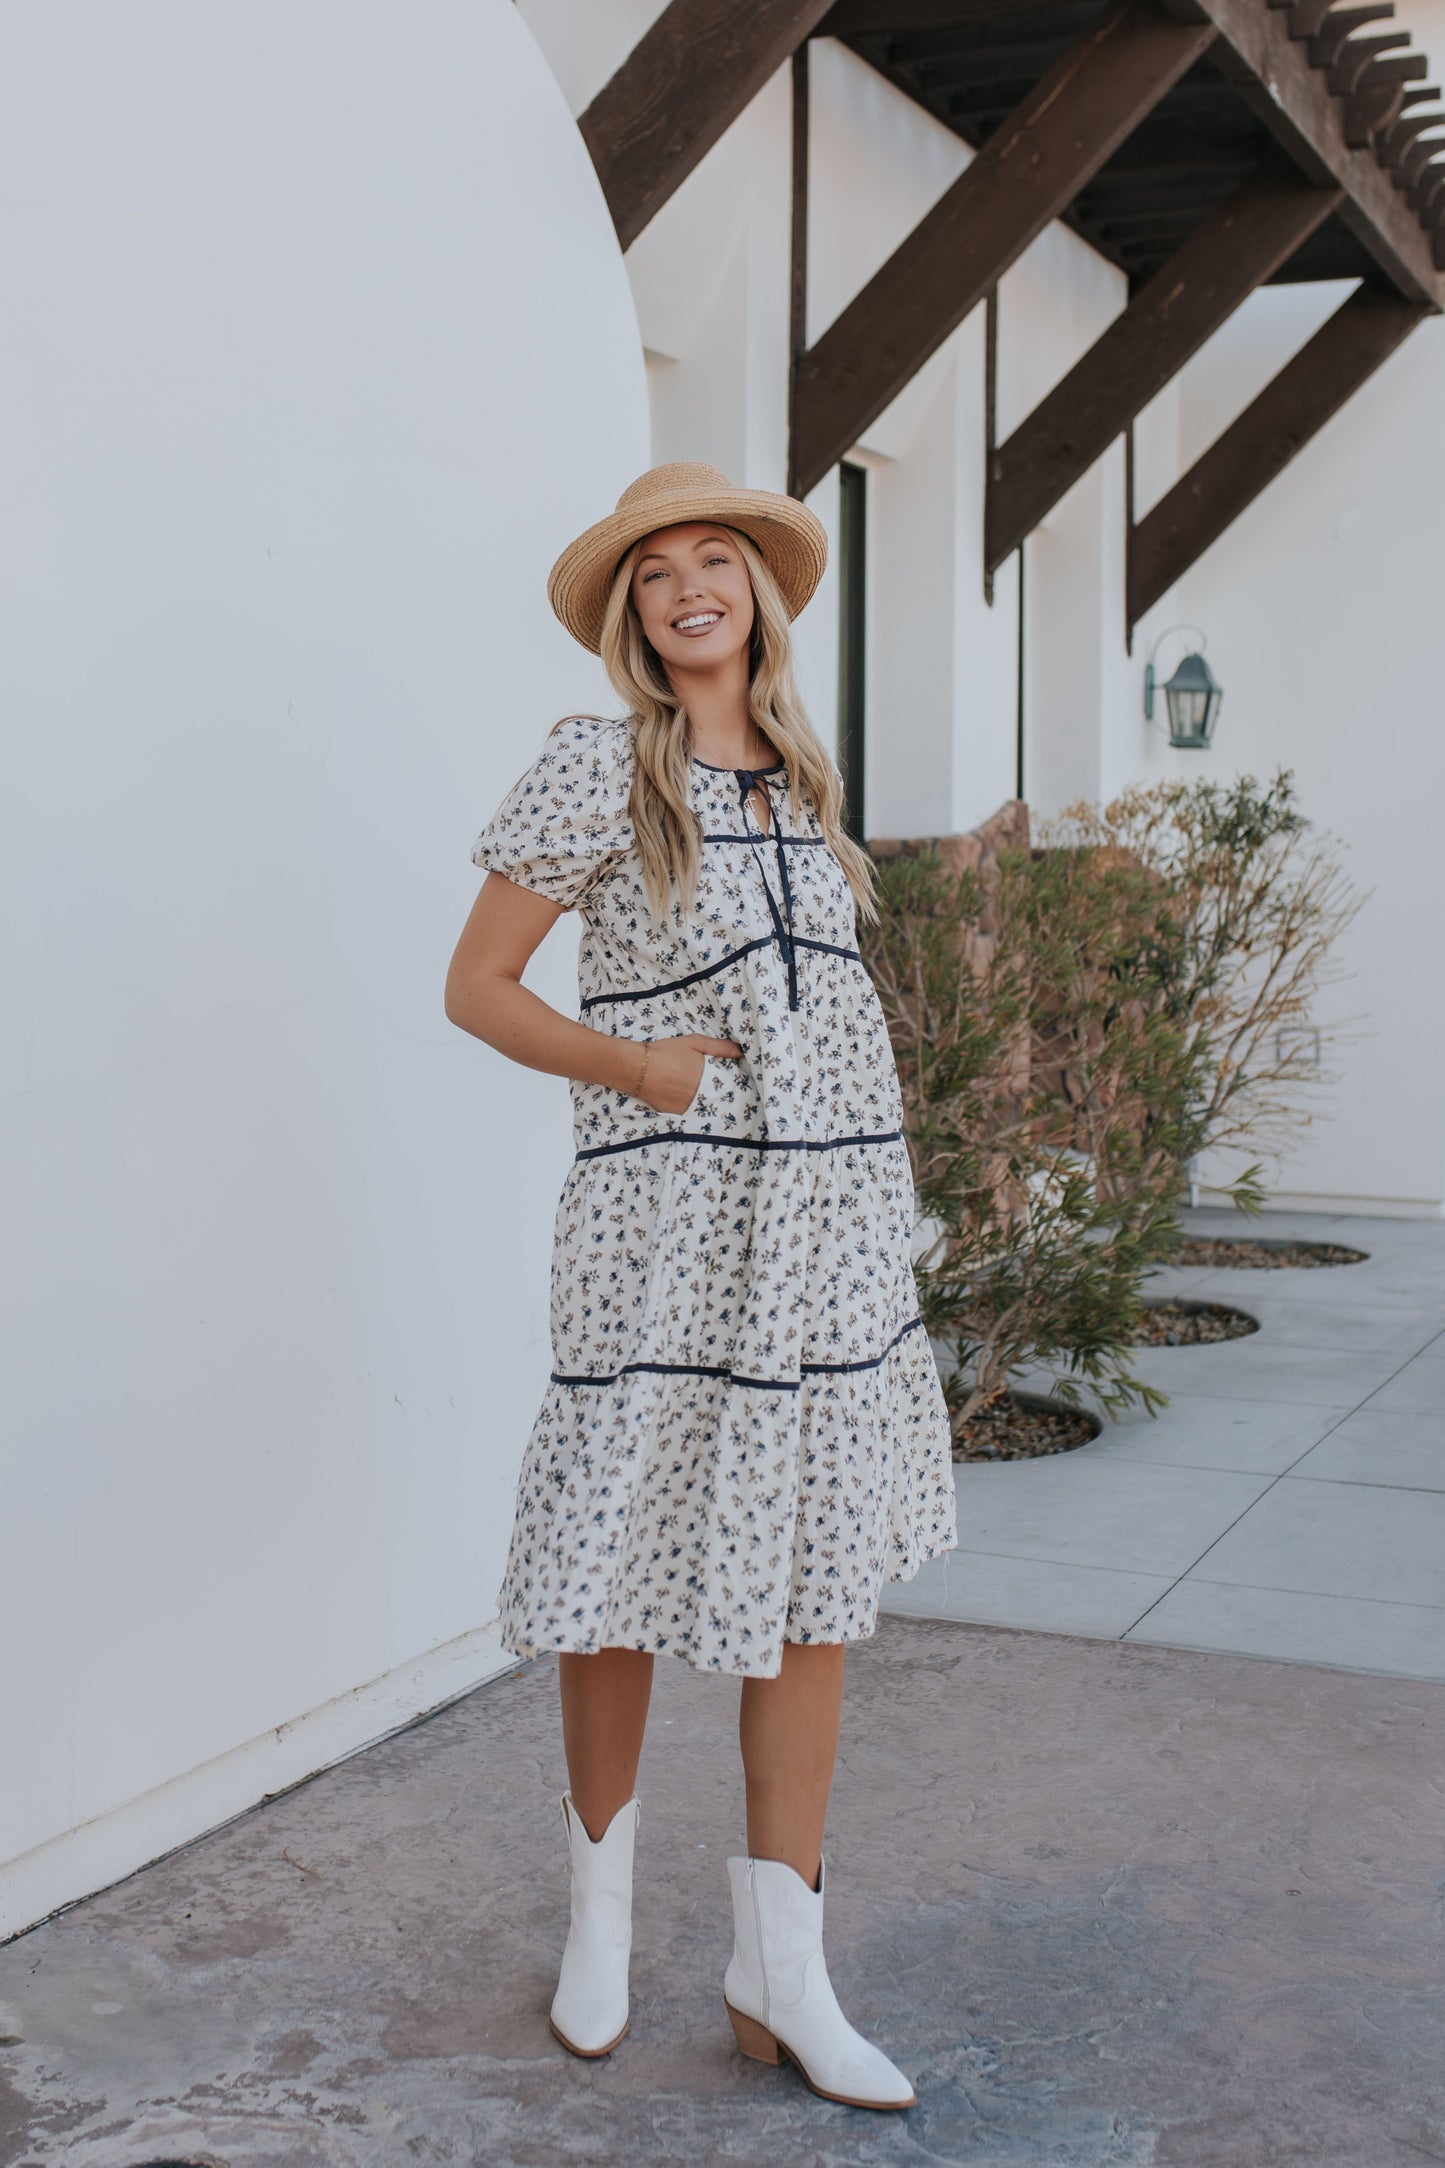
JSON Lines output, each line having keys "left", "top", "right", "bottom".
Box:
{"left": 577, "top": 0, "right": 1443, "bottom": 629}
{"left": 821, "top": 0, "right": 1442, "bottom": 304}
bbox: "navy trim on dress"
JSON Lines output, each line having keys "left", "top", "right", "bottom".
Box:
{"left": 801, "top": 1316, "right": 928, "bottom": 1374}
{"left": 579, "top": 934, "right": 863, "bottom": 1011}
{"left": 701, "top": 833, "right": 827, "bottom": 845}
{"left": 550, "top": 1313, "right": 927, "bottom": 1391}
{"left": 574, "top": 1126, "right": 904, "bottom": 1163}
{"left": 732, "top": 766, "right": 801, "bottom": 1008}
{"left": 691, "top": 756, "right": 786, "bottom": 774}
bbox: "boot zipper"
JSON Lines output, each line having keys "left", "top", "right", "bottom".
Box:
{"left": 747, "top": 1857, "right": 769, "bottom": 2027}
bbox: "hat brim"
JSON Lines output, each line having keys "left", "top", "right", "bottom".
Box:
{"left": 547, "top": 483, "right": 828, "bottom": 655}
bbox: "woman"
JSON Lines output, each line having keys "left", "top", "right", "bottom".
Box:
{"left": 444, "top": 462, "right": 956, "bottom": 2112}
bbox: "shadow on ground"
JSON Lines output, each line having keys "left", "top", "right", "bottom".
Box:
{"left": 2, "top": 1616, "right": 1442, "bottom": 2167}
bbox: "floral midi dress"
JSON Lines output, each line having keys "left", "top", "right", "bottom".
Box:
{"left": 470, "top": 714, "right": 957, "bottom": 1678}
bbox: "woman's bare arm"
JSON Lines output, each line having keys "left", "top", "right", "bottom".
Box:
{"left": 444, "top": 871, "right": 740, "bottom": 1116}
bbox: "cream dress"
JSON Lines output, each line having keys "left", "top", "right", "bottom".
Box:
{"left": 471, "top": 715, "right": 957, "bottom": 1678}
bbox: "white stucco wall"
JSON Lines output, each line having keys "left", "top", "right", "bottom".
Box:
{"left": 997, "top": 221, "right": 1133, "bottom": 817}
{"left": 1, "top": 0, "right": 648, "bottom": 1937}
{"left": 1163, "top": 290, "right": 1445, "bottom": 1212}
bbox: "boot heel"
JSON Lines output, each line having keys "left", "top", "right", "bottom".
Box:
{"left": 725, "top": 1999, "right": 783, "bottom": 2064}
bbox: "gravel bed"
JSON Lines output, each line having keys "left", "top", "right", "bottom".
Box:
{"left": 953, "top": 1390, "right": 1099, "bottom": 1461}
{"left": 1133, "top": 1298, "right": 1259, "bottom": 1346}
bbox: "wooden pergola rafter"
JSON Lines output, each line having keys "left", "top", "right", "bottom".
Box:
{"left": 1127, "top": 279, "right": 1428, "bottom": 619}
{"left": 789, "top": 1, "right": 1222, "bottom": 496}
{"left": 577, "top": 0, "right": 1443, "bottom": 628}
{"left": 578, "top": 0, "right": 837, "bottom": 254}
{"left": 984, "top": 172, "right": 1345, "bottom": 575}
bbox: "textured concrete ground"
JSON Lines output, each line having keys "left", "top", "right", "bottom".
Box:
{"left": 886, "top": 1212, "right": 1445, "bottom": 1676}
{"left": 3, "top": 1614, "right": 1443, "bottom": 2168}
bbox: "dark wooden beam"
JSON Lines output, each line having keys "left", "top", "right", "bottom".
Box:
{"left": 983, "top": 283, "right": 999, "bottom": 604}
{"left": 579, "top": 0, "right": 836, "bottom": 252}
{"left": 1344, "top": 57, "right": 1419, "bottom": 146}
{"left": 1078, "top": 153, "right": 1260, "bottom": 192}
{"left": 791, "top": 50, "right": 810, "bottom": 362}
{"left": 789, "top": 45, "right": 810, "bottom": 468}
{"left": 1309, "top": 5, "right": 1395, "bottom": 73}
{"left": 1128, "top": 280, "right": 1427, "bottom": 622}
{"left": 1167, "top": 0, "right": 1445, "bottom": 306}
{"left": 788, "top": 0, "right": 1218, "bottom": 496}
{"left": 1380, "top": 102, "right": 1445, "bottom": 173}
{"left": 881, "top": 14, "right": 1101, "bottom": 66}
{"left": 1427, "top": 174, "right": 1445, "bottom": 250}
{"left": 910, "top": 42, "right": 1095, "bottom": 96}
{"left": 817, "top": 0, "right": 1071, "bottom": 31}
{"left": 1400, "top": 127, "right": 1445, "bottom": 193}
{"left": 1284, "top": 0, "right": 1338, "bottom": 35}
{"left": 1329, "top": 31, "right": 1410, "bottom": 99}
{"left": 986, "top": 177, "right": 1342, "bottom": 571}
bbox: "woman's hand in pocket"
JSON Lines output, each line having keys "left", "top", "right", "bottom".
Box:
{"left": 628, "top": 1033, "right": 743, "bottom": 1114}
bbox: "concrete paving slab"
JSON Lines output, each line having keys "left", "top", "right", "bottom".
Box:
{"left": 1180, "top": 1264, "right": 1442, "bottom": 1311}
{"left": 2, "top": 1618, "right": 1444, "bottom": 2168}
{"left": 1360, "top": 1348, "right": 1445, "bottom": 1414}
{"left": 1176, "top": 1206, "right": 1358, "bottom": 1236}
{"left": 1122, "top": 1578, "right": 1445, "bottom": 1681}
{"left": 1319, "top": 1214, "right": 1445, "bottom": 1249}
{"left": 1083, "top": 1394, "right": 1339, "bottom": 1475}
{"left": 949, "top": 1457, "right": 1269, "bottom": 1578}
{"left": 918, "top": 1211, "right": 1445, "bottom": 1682}
{"left": 1288, "top": 1406, "right": 1445, "bottom": 1493}
{"left": 1124, "top": 1337, "right": 1404, "bottom": 1407}
{"left": 1138, "top": 1266, "right": 1214, "bottom": 1300}
{"left": 1174, "top": 1289, "right": 1443, "bottom": 1359}
{"left": 1183, "top": 1475, "right": 1445, "bottom": 1610}
{"left": 881, "top": 1546, "right": 1175, "bottom": 1638}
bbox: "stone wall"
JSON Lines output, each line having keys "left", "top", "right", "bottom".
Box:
{"left": 868, "top": 800, "right": 1031, "bottom": 978}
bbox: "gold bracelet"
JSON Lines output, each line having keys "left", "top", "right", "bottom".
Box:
{"left": 635, "top": 1041, "right": 651, "bottom": 1096}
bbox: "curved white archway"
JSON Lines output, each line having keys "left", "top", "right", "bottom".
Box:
{"left": 1, "top": 0, "right": 648, "bottom": 1931}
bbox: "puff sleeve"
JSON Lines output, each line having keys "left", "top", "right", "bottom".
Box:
{"left": 470, "top": 715, "right": 635, "bottom": 912}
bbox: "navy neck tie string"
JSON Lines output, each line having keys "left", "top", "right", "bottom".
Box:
{"left": 736, "top": 768, "right": 799, "bottom": 1011}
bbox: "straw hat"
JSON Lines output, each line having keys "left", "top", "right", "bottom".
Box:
{"left": 547, "top": 461, "right": 828, "bottom": 655}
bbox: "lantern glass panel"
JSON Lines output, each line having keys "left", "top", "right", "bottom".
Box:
{"left": 1162, "top": 652, "right": 1221, "bottom": 749}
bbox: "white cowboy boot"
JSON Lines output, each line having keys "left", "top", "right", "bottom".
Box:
{"left": 548, "top": 1790, "right": 639, "bottom": 2057}
{"left": 723, "top": 1852, "right": 916, "bottom": 2110}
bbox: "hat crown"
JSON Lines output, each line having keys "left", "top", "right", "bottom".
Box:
{"left": 615, "top": 461, "right": 734, "bottom": 514}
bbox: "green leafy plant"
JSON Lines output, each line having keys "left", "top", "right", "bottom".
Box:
{"left": 1043, "top": 771, "right": 1368, "bottom": 1219}
{"left": 864, "top": 773, "right": 1364, "bottom": 1445}
{"left": 863, "top": 841, "right": 1214, "bottom": 1434}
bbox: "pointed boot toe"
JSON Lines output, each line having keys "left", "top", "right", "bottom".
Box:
{"left": 722, "top": 1852, "right": 916, "bottom": 2111}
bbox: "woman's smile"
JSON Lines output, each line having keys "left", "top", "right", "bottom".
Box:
{"left": 672, "top": 608, "right": 724, "bottom": 636}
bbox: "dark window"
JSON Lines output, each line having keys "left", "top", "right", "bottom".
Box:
{"left": 837, "top": 461, "right": 866, "bottom": 842}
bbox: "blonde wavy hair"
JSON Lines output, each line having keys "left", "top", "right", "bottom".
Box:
{"left": 569, "top": 525, "right": 878, "bottom": 924}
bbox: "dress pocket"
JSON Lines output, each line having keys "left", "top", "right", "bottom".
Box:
{"left": 680, "top": 1052, "right": 711, "bottom": 1119}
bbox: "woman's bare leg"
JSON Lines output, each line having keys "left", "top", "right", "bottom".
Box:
{"left": 557, "top": 1648, "right": 655, "bottom": 1840}
{"left": 738, "top": 1640, "right": 846, "bottom": 1889}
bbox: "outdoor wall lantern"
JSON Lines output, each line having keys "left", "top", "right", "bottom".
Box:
{"left": 1144, "top": 625, "right": 1223, "bottom": 750}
